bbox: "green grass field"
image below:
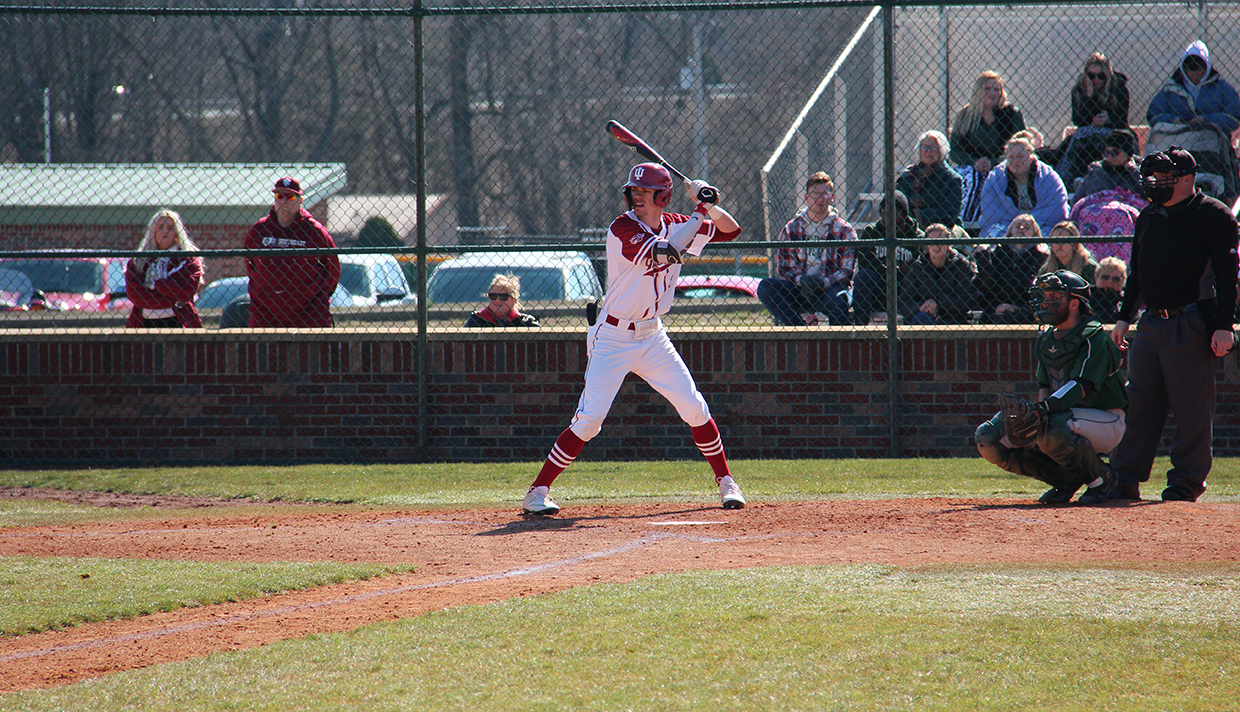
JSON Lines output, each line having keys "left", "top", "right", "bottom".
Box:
{"left": 2, "top": 459, "right": 1239, "bottom": 710}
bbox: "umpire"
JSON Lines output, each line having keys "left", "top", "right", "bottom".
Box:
{"left": 1109, "top": 147, "right": 1239, "bottom": 501}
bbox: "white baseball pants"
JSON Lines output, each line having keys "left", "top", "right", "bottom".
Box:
{"left": 569, "top": 317, "right": 711, "bottom": 440}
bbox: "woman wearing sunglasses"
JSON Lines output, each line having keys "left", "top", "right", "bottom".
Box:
{"left": 463, "top": 273, "right": 541, "bottom": 327}
{"left": 1071, "top": 53, "right": 1129, "bottom": 131}
{"left": 1089, "top": 256, "right": 1127, "bottom": 324}
{"left": 1056, "top": 53, "right": 1131, "bottom": 187}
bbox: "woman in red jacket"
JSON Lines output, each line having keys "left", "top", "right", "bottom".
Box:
{"left": 125, "top": 209, "right": 205, "bottom": 328}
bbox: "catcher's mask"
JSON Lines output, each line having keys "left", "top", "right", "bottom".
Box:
{"left": 623, "top": 163, "right": 674, "bottom": 209}
{"left": 1028, "top": 270, "right": 1093, "bottom": 325}
{"left": 1140, "top": 147, "right": 1195, "bottom": 205}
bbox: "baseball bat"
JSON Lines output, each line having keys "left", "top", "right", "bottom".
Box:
{"left": 606, "top": 120, "right": 688, "bottom": 182}
{"left": 607, "top": 120, "right": 717, "bottom": 203}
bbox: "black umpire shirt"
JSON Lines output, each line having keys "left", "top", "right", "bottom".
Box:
{"left": 1119, "top": 190, "right": 1239, "bottom": 333}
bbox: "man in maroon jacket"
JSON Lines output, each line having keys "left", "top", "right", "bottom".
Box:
{"left": 245, "top": 177, "right": 342, "bottom": 327}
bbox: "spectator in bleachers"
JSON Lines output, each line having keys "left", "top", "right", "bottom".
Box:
{"left": 1089, "top": 256, "right": 1127, "bottom": 324}
{"left": 1054, "top": 53, "right": 1132, "bottom": 186}
{"left": 757, "top": 171, "right": 856, "bottom": 326}
{"left": 1041, "top": 221, "right": 1099, "bottom": 283}
{"left": 124, "top": 209, "right": 205, "bottom": 329}
{"left": 853, "top": 190, "right": 918, "bottom": 323}
{"left": 464, "top": 274, "right": 541, "bottom": 327}
{"left": 978, "top": 135, "right": 1070, "bottom": 237}
{"left": 897, "top": 130, "right": 964, "bottom": 228}
{"left": 1072, "top": 52, "right": 1131, "bottom": 131}
{"left": 949, "top": 71, "right": 1027, "bottom": 223}
{"left": 899, "top": 223, "right": 977, "bottom": 325}
{"left": 973, "top": 213, "right": 1049, "bottom": 324}
{"left": 1072, "top": 128, "right": 1142, "bottom": 204}
{"left": 1147, "top": 41, "right": 1240, "bottom": 135}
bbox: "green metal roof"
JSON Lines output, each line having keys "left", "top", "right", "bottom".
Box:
{"left": 0, "top": 163, "right": 348, "bottom": 226}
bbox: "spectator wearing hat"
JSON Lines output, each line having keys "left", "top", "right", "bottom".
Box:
{"left": 1147, "top": 41, "right": 1240, "bottom": 135}
{"left": 852, "top": 190, "right": 919, "bottom": 323}
{"left": 245, "top": 177, "right": 342, "bottom": 328}
{"left": 1071, "top": 128, "right": 1143, "bottom": 204}
{"left": 1109, "top": 147, "right": 1238, "bottom": 502}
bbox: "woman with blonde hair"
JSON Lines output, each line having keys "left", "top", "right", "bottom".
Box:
{"left": 949, "top": 71, "right": 1027, "bottom": 222}
{"left": 1041, "top": 221, "right": 1099, "bottom": 282}
{"left": 463, "top": 273, "right": 541, "bottom": 327}
{"left": 973, "top": 213, "right": 1049, "bottom": 324}
{"left": 124, "top": 208, "right": 205, "bottom": 328}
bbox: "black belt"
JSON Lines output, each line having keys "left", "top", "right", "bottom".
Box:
{"left": 604, "top": 315, "right": 636, "bottom": 330}
{"left": 1148, "top": 303, "right": 1198, "bottom": 319}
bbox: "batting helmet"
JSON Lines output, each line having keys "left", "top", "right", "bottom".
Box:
{"left": 1028, "top": 270, "right": 1093, "bottom": 324}
{"left": 623, "top": 163, "right": 674, "bottom": 208}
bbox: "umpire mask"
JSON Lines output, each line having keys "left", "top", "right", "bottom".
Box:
{"left": 1140, "top": 148, "right": 1195, "bottom": 205}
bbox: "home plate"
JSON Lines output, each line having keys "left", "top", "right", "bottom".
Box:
{"left": 649, "top": 521, "right": 725, "bottom": 526}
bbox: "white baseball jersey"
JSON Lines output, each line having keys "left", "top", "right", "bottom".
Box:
{"left": 601, "top": 207, "right": 740, "bottom": 320}
{"left": 567, "top": 207, "right": 740, "bottom": 441}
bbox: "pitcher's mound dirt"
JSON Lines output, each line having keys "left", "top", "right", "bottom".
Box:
{"left": 2, "top": 494, "right": 1238, "bottom": 693}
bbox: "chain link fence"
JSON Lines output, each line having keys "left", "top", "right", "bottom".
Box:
{"left": 1, "top": 1, "right": 1238, "bottom": 460}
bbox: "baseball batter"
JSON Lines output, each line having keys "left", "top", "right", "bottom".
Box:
{"left": 522, "top": 163, "right": 744, "bottom": 516}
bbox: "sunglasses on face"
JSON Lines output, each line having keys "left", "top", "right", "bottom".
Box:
{"left": 488, "top": 292, "right": 511, "bottom": 301}
{"left": 1087, "top": 71, "right": 1107, "bottom": 80}
{"left": 274, "top": 193, "right": 300, "bottom": 201}
{"left": 1098, "top": 274, "right": 1123, "bottom": 283}
{"left": 1103, "top": 147, "right": 1123, "bottom": 157}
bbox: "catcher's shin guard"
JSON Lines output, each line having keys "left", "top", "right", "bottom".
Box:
{"left": 1036, "top": 429, "right": 1109, "bottom": 490}
{"left": 976, "top": 443, "right": 1077, "bottom": 488}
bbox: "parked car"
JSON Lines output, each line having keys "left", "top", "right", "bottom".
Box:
{"left": 337, "top": 253, "right": 416, "bottom": 307}
{"left": 427, "top": 251, "right": 603, "bottom": 304}
{"left": 674, "top": 275, "right": 761, "bottom": 300}
{"left": 197, "top": 276, "right": 355, "bottom": 311}
{"left": 0, "top": 252, "right": 129, "bottom": 311}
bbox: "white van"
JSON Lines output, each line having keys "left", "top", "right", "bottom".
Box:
{"left": 427, "top": 251, "right": 602, "bottom": 304}
{"left": 337, "top": 253, "right": 416, "bottom": 307}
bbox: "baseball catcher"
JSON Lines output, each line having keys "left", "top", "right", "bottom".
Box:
{"left": 974, "top": 270, "right": 1128, "bottom": 504}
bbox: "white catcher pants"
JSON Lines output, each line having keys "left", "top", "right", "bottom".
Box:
{"left": 569, "top": 315, "right": 712, "bottom": 440}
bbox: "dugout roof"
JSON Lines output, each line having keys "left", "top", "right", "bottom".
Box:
{"left": 0, "top": 163, "right": 348, "bottom": 226}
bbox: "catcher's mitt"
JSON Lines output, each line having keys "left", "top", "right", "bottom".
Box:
{"left": 998, "top": 392, "right": 1048, "bottom": 447}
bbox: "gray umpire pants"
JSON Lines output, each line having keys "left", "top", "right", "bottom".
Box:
{"left": 1110, "top": 310, "right": 1218, "bottom": 496}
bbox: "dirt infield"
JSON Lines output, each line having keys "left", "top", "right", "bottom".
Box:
{"left": 3, "top": 491, "right": 1240, "bottom": 693}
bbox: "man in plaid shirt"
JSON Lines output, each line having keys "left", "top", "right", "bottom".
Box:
{"left": 757, "top": 171, "right": 858, "bottom": 325}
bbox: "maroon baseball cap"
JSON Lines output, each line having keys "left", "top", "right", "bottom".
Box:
{"left": 273, "top": 176, "right": 302, "bottom": 195}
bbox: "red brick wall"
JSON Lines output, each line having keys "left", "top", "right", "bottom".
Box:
{"left": 1, "top": 331, "right": 1237, "bottom": 465}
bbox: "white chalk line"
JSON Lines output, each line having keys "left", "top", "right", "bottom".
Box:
{"left": 0, "top": 533, "right": 679, "bottom": 664}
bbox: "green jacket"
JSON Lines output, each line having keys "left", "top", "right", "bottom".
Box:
{"left": 1034, "top": 318, "right": 1128, "bottom": 412}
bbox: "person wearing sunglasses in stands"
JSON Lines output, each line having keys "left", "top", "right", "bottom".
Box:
{"left": 463, "top": 274, "right": 541, "bottom": 327}
{"left": 245, "top": 177, "right": 341, "bottom": 328}
{"left": 1088, "top": 256, "right": 1127, "bottom": 324}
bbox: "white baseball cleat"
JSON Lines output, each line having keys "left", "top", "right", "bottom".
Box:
{"left": 719, "top": 476, "right": 746, "bottom": 510}
{"left": 522, "top": 485, "right": 560, "bottom": 515}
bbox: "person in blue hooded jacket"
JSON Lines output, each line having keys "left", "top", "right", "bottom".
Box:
{"left": 1147, "top": 41, "right": 1240, "bottom": 135}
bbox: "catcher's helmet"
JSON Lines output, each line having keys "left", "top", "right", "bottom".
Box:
{"left": 1028, "top": 269, "right": 1093, "bottom": 324}
{"left": 623, "top": 163, "right": 674, "bottom": 208}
